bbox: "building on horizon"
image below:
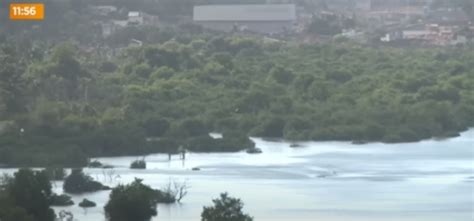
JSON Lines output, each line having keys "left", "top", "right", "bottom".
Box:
{"left": 193, "top": 4, "right": 296, "bottom": 34}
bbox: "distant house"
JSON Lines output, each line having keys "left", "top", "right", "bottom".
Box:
{"left": 392, "top": 24, "right": 467, "bottom": 46}
{"left": 402, "top": 29, "right": 431, "bottom": 40}
{"left": 91, "top": 5, "right": 118, "bottom": 16}
{"left": 193, "top": 4, "right": 296, "bottom": 34}
{"left": 99, "top": 20, "right": 127, "bottom": 37}
{"left": 326, "top": 0, "right": 430, "bottom": 12}
{"left": 127, "top": 11, "right": 159, "bottom": 26}
{"left": 128, "top": 11, "right": 144, "bottom": 25}
{"left": 380, "top": 30, "right": 403, "bottom": 42}
{"left": 340, "top": 29, "right": 366, "bottom": 42}
{"left": 129, "top": 39, "right": 143, "bottom": 47}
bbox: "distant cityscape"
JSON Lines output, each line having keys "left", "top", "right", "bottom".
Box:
{"left": 87, "top": 0, "right": 473, "bottom": 47}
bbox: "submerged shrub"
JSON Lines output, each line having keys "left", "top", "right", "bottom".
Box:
{"left": 78, "top": 199, "right": 96, "bottom": 208}
{"left": 63, "top": 169, "right": 109, "bottom": 194}
{"left": 105, "top": 178, "right": 166, "bottom": 221}
{"left": 50, "top": 194, "right": 74, "bottom": 206}
{"left": 130, "top": 160, "right": 146, "bottom": 169}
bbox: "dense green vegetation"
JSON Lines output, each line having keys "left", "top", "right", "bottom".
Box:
{"left": 78, "top": 199, "right": 96, "bottom": 208}
{"left": 104, "top": 178, "right": 174, "bottom": 221}
{"left": 88, "top": 160, "right": 104, "bottom": 168}
{"left": 0, "top": 0, "right": 472, "bottom": 168}
{"left": 130, "top": 159, "right": 147, "bottom": 169}
{"left": 63, "top": 169, "right": 110, "bottom": 193}
{"left": 0, "top": 169, "right": 55, "bottom": 221}
{"left": 50, "top": 194, "right": 74, "bottom": 206}
{"left": 201, "top": 193, "right": 253, "bottom": 221}
{"left": 0, "top": 32, "right": 473, "bottom": 167}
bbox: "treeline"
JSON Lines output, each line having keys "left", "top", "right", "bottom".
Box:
{"left": 0, "top": 27, "right": 473, "bottom": 167}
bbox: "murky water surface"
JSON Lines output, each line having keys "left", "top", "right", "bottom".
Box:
{"left": 2, "top": 130, "right": 473, "bottom": 221}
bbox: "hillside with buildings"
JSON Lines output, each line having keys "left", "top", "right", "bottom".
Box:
{"left": 84, "top": 0, "right": 472, "bottom": 47}
{"left": 3, "top": 0, "right": 469, "bottom": 48}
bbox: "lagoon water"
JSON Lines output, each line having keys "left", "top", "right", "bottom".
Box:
{"left": 2, "top": 130, "right": 473, "bottom": 221}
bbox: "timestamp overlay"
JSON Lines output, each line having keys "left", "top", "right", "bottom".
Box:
{"left": 9, "top": 3, "right": 44, "bottom": 20}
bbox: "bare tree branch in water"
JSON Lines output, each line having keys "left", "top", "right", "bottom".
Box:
{"left": 164, "top": 178, "right": 190, "bottom": 203}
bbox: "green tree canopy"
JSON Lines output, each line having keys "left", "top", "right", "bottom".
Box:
{"left": 0, "top": 169, "right": 55, "bottom": 221}
{"left": 201, "top": 193, "right": 253, "bottom": 221}
{"left": 104, "top": 178, "right": 161, "bottom": 221}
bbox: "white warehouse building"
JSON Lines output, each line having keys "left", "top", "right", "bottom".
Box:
{"left": 193, "top": 4, "right": 296, "bottom": 34}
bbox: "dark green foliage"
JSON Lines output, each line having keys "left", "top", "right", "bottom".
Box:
{"left": 104, "top": 178, "right": 174, "bottom": 221}
{"left": 63, "top": 169, "right": 109, "bottom": 194}
{"left": 155, "top": 190, "right": 176, "bottom": 204}
{"left": 50, "top": 194, "right": 74, "bottom": 206}
{"left": 0, "top": 46, "right": 26, "bottom": 117}
{"left": 246, "top": 147, "right": 262, "bottom": 154}
{"left": 0, "top": 205, "right": 34, "bottom": 221}
{"left": 0, "top": 23, "right": 473, "bottom": 168}
{"left": 185, "top": 135, "right": 221, "bottom": 152}
{"left": 201, "top": 193, "right": 253, "bottom": 221}
{"left": 75, "top": 121, "right": 148, "bottom": 157}
{"left": 148, "top": 137, "right": 180, "bottom": 153}
{"left": 170, "top": 119, "right": 209, "bottom": 138}
{"left": 0, "top": 133, "right": 89, "bottom": 167}
{"left": 270, "top": 65, "right": 295, "bottom": 84}
{"left": 87, "top": 160, "right": 103, "bottom": 168}
{"left": 130, "top": 160, "right": 146, "bottom": 169}
{"left": 186, "top": 132, "right": 255, "bottom": 153}
{"left": 0, "top": 188, "right": 35, "bottom": 221}
{"left": 253, "top": 116, "right": 286, "bottom": 138}
{"left": 78, "top": 199, "right": 96, "bottom": 208}
{"left": 220, "top": 131, "right": 256, "bottom": 151}
{"left": 0, "top": 169, "right": 55, "bottom": 221}
{"left": 141, "top": 117, "right": 170, "bottom": 137}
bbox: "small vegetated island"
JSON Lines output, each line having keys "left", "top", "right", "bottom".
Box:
{"left": 63, "top": 169, "right": 111, "bottom": 194}
{"left": 0, "top": 27, "right": 473, "bottom": 168}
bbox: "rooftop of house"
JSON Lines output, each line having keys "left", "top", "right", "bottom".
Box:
{"left": 92, "top": 5, "right": 117, "bottom": 10}
{"left": 128, "top": 11, "right": 141, "bottom": 17}
{"left": 193, "top": 4, "right": 296, "bottom": 22}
